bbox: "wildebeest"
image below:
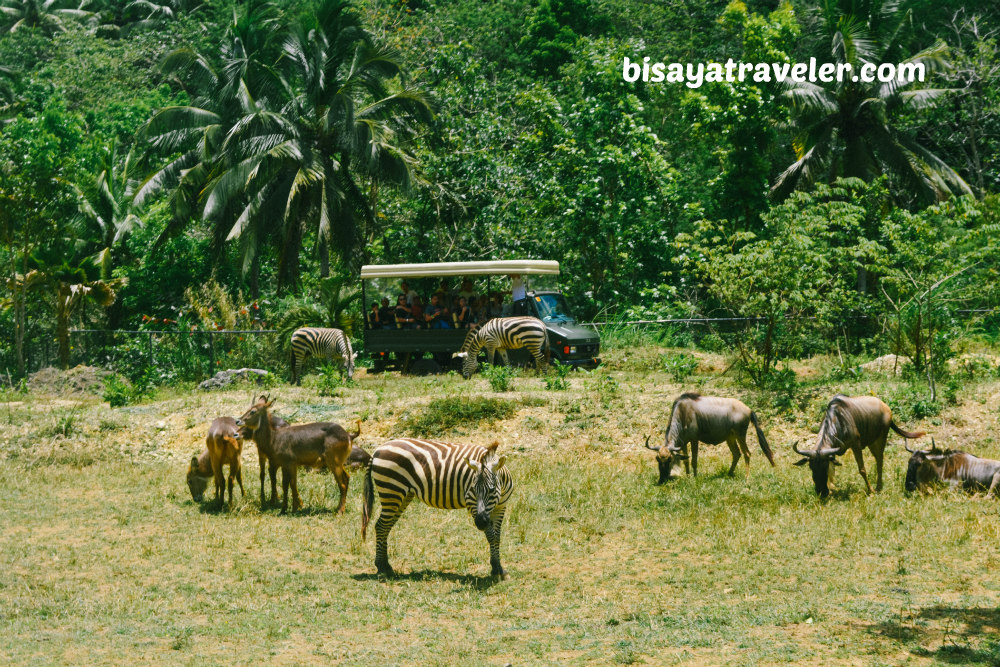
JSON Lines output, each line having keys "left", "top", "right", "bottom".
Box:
{"left": 236, "top": 396, "right": 359, "bottom": 514}
{"left": 793, "top": 394, "right": 925, "bottom": 497}
{"left": 645, "top": 393, "right": 775, "bottom": 483}
{"left": 904, "top": 439, "right": 1000, "bottom": 496}
{"left": 188, "top": 417, "right": 245, "bottom": 507}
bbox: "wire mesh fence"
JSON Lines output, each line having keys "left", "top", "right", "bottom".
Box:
{"left": 2, "top": 329, "right": 284, "bottom": 382}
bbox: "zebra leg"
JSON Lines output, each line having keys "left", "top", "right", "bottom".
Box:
{"left": 374, "top": 492, "right": 413, "bottom": 577}
{"left": 499, "top": 349, "right": 510, "bottom": 368}
{"left": 486, "top": 506, "right": 507, "bottom": 580}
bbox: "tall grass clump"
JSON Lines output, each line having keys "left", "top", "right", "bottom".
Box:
{"left": 398, "top": 396, "right": 518, "bottom": 436}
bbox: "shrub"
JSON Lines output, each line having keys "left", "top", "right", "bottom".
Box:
{"left": 543, "top": 361, "right": 571, "bottom": 391}
{"left": 482, "top": 364, "right": 519, "bottom": 392}
{"left": 662, "top": 353, "right": 698, "bottom": 382}
{"left": 102, "top": 372, "right": 152, "bottom": 407}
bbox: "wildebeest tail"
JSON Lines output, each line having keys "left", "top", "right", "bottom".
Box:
{"left": 750, "top": 411, "right": 775, "bottom": 466}
{"left": 890, "top": 421, "right": 925, "bottom": 440}
{"left": 361, "top": 460, "right": 374, "bottom": 541}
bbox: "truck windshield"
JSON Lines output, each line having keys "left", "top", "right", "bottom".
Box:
{"left": 534, "top": 293, "right": 575, "bottom": 323}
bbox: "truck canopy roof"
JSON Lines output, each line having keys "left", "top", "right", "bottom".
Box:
{"left": 360, "top": 260, "right": 560, "bottom": 279}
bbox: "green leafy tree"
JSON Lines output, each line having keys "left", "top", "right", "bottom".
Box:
{"left": 773, "top": 0, "right": 971, "bottom": 206}
{"left": 0, "top": 101, "right": 82, "bottom": 375}
{"left": 677, "top": 179, "right": 882, "bottom": 383}
{"left": 876, "top": 195, "right": 999, "bottom": 398}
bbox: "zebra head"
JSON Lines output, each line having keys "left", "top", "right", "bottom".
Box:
{"left": 455, "top": 328, "right": 480, "bottom": 378}
{"left": 465, "top": 452, "right": 507, "bottom": 531}
{"left": 346, "top": 351, "right": 358, "bottom": 381}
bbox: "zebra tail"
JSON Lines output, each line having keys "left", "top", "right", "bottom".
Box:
{"left": 751, "top": 411, "right": 775, "bottom": 466}
{"left": 544, "top": 333, "right": 551, "bottom": 365}
{"left": 361, "top": 461, "right": 374, "bottom": 541}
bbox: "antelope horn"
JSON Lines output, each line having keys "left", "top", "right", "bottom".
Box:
{"left": 644, "top": 435, "right": 658, "bottom": 451}
{"left": 792, "top": 441, "right": 811, "bottom": 457}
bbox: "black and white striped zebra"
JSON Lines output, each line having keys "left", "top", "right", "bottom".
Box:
{"left": 289, "top": 327, "right": 357, "bottom": 385}
{"left": 361, "top": 438, "right": 514, "bottom": 579}
{"left": 454, "top": 316, "right": 550, "bottom": 378}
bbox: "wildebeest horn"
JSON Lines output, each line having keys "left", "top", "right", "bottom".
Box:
{"left": 905, "top": 440, "right": 917, "bottom": 453}
{"left": 817, "top": 447, "right": 841, "bottom": 457}
{"left": 643, "top": 435, "right": 658, "bottom": 451}
{"left": 930, "top": 438, "right": 939, "bottom": 453}
{"left": 792, "top": 441, "right": 811, "bottom": 457}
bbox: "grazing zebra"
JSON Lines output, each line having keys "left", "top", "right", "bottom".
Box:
{"left": 361, "top": 439, "right": 514, "bottom": 579}
{"left": 289, "top": 327, "right": 357, "bottom": 385}
{"left": 454, "top": 316, "right": 549, "bottom": 378}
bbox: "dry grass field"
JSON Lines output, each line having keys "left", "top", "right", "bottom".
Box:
{"left": 2, "top": 345, "right": 1000, "bottom": 666}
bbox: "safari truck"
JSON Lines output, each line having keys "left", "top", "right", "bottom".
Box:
{"left": 361, "top": 260, "right": 601, "bottom": 374}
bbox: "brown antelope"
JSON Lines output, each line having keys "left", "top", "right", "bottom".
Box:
{"left": 236, "top": 396, "right": 359, "bottom": 514}
{"left": 905, "top": 439, "right": 1000, "bottom": 496}
{"left": 793, "top": 394, "right": 925, "bottom": 497}
{"left": 645, "top": 393, "right": 775, "bottom": 483}
{"left": 187, "top": 417, "right": 245, "bottom": 507}
{"left": 239, "top": 409, "right": 288, "bottom": 506}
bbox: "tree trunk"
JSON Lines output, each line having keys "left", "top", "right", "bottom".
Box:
{"left": 57, "top": 284, "right": 71, "bottom": 370}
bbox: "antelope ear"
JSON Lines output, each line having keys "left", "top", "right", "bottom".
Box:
{"left": 794, "top": 458, "right": 811, "bottom": 466}
{"left": 466, "top": 457, "right": 482, "bottom": 472}
{"left": 266, "top": 398, "right": 276, "bottom": 408}
{"left": 190, "top": 455, "right": 199, "bottom": 466}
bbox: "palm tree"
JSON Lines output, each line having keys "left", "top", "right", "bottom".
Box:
{"left": 135, "top": 0, "right": 283, "bottom": 292}
{"left": 203, "top": 0, "right": 432, "bottom": 290}
{"left": 0, "top": 0, "right": 92, "bottom": 35}
{"left": 772, "top": 0, "right": 972, "bottom": 206}
{"left": 69, "top": 139, "right": 143, "bottom": 279}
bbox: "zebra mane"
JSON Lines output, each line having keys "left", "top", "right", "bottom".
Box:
{"left": 459, "top": 327, "right": 481, "bottom": 352}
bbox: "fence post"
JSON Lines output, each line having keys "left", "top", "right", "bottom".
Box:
{"left": 147, "top": 331, "right": 154, "bottom": 369}
{"left": 208, "top": 332, "right": 215, "bottom": 373}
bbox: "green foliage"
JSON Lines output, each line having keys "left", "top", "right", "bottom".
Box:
{"left": 662, "top": 352, "right": 698, "bottom": 383}
{"left": 543, "top": 360, "right": 571, "bottom": 390}
{"left": 876, "top": 195, "right": 999, "bottom": 398}
{"left": 677, "top": 179, "right": 881, "bottom": 384}
{"left": 482, "top": 363, "right": 519, "bottom": 392}
{"left": 397, "top": 396, "right": 518, "bottom": 436}
{"left": 316, "top": 363, "right": 353, "bottom": 397}
{"left": 102, "top": 371, "right": 152, "bottom": 406}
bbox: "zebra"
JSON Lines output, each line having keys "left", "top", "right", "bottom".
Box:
{"left": 454, "top": 316, "right": 550, "bottom": 378}
{"left": 289, "top": 327, "right": 357, "bottom": 385}
{"left": 361, "top": 438, "right": 514, "bottom": 579}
